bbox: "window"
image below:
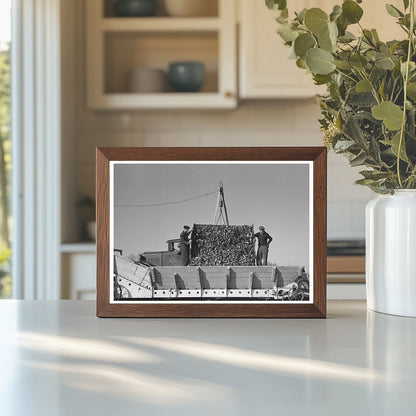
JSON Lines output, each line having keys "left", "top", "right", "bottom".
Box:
{"left": 0, "top": 0, "right": 11, "bottom": 298}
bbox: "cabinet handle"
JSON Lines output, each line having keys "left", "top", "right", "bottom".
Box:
{"left": 224, "top": 91, "right": 234, "bottom": 99}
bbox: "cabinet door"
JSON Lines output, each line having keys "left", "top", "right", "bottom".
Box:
{"left": 239, "top": 0, "right": 326, "bottom": 99}
{"left": 62, "top": 253, "right": 96, "bottom": 300}
{"left": 358, "top": 0, "right": 404, "bottom": 41}
{"left": 239, "top": 0, "right": 405, "bottom": 99}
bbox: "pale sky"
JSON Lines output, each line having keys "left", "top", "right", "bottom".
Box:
{"left": 113, "top": 163, "right": 311, "bottom": 269}
{"left": 0, "top": 0, "right": 11, "bottom": 49}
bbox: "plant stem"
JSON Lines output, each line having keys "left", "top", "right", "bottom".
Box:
{"left": 358, "top": 69, "right": 381, "bottom": 104}
{"left": 334, "top": 68, "right": 358, "bottom": 84}
{"left": 397, "top": 0, "right": 415, "bottom": 188}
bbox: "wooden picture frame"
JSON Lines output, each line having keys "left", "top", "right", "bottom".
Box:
{"left": 96, "top": 147, "right": 327, "bottom": 318}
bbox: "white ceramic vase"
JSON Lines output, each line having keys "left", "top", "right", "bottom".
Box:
{"left": 366, "top": 190, "right": 416, "bottom": 317}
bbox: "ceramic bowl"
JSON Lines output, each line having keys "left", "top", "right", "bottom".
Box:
{"left": 114, "top": 0, "right": 158, "bottom": 17}
{"left": 128, "top": 68, "right": 167, "bottom": 93}
{"left": 168, "top": 62, "right": 205, "bottom": 92}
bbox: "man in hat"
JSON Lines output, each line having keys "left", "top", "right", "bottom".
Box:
{"left": 180, "top": 225, "right": 192, "bottom": 266}
{"left": 254, "top": 226, "right": 273, "bottom": 266}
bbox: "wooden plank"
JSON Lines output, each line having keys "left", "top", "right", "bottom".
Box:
{"left": 102, "top": 17, "right": 221, "bottom": 32}
{"left": 327, "top": 256, "right": 365, "bottom": 274}
{"left": 327, "top": 274, "right": 365, "bottom": 284}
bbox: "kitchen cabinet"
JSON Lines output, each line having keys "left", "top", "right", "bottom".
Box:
{"left": 61, "top": 245, "right": 96, "bottom": 300}
{"left": 238, "top": 0, "right": 404, "bottom": 99}
{"left": 239, "top": 0, "right": 325, "bottom": 99}
{"left": 86, "top": 0, "right": 237, "bottom": 109}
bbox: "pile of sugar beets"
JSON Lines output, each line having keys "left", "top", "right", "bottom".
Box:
{"left": 190, "top": 224, "right": 256, "bottom": 266}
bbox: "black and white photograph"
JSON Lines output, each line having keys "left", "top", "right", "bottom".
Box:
{"left": 110, "top": 161, "right": 313, "bottom": 303}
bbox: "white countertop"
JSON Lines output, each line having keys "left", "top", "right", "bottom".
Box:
{"left": 0, "top": 300, "right": 415, "bottom": 416}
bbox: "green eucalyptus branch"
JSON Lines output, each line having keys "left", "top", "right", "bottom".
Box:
{"left": 397, "top": 0, "right": 415, "bottom": 188}
{"left": 267, "top": 0, "right": 416, "bottom": 193}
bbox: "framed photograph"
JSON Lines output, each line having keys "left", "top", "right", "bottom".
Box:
{"left": 96, "top": 147, "right": 327, "bottom": 318}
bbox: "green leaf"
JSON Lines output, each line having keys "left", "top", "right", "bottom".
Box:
{"left": 313, "top": 74, "right": 332, "bottom": 85}
{"left": 296, "top": 8, "right": 307, "bottom": 23}
{"left": 407, "top": 82, "right": 416, "bottom": 99}
{"left": 375, "top": 55, "right": 395, "bottom": 70}
{"left": 371, "top": 29, "right": 380, "bottom": 42}
{"left": 350, "top": 151, "right": 367, "bottom": 167}
{"left": 385, "top": 4, "right": 404, "bottom": 18}
{"left": 276, "top": 14, "right": 287, "bottom": 24}
{"left": 350, "top": 54, "right": 368, "bottom": 70}
{"left": 306, "top": 48, "right": 335, "bottom": 75}
{"left": 328, "top": 21, "right": 338, "bottom": 44}
{"left": 378, "top": 78, "right": 386, "bottom": 100}
{"left": 277, "top": 23, "right": 298, "bottom": 43}
{"left": 403, "top": 0, "right": 410, "bottom": 10}
{"left": 294, "top": 33, "right": 316, "bottom": 58}
{"left": 336, "top": 15, "right": 348, "bottom": 36}
{"left": 304, "top": 8, "right": 329, "bottom": 35}
{"left": 330, "top": 5, "right": 342, "bottom": 22}
{"left": 355, "top": 178, "right": 376, "bottom": 186}
{"left": 363, "top": 29, "right": 376, "bottom": 46}
{"left": 399, "top": 14, "right": 411, "bottom": 29}
{"left": 401, "top": 61, "right": 416, "bottom": 76}
{"left": 369, "top": 136, "right": 382, "bottom": 163}
{"left": 266, "top": 0, "right": 287, "bottom": 11}
{"left": 296, "top": 57, "right": 308, "bottom": 69}
{"left": 334, "top": 139, "right": 355, "bottom": 152}
{"left": 356, "top": 79, "right": 372, "bottom": 92}
{"left": 333, "top": 60, "right": 353, "bottom": 70}
{"left": 318, "top": 27, "right": 334, "bottom": 52}
{"left": 360, "top": 170, "right": 391, "bottom": 181}
{"left": 348, "top": 92, "right": 377, "bottom": 107}
{"left": 381, "top": 132, "right": 408, "bottom": 162}
{"left": 370, "top": 67, "right": 385, "bottom": 85}
{"left": 339, "top": 31, "right": 356, "bottom": 43}
{"left": 342, "top": 0, "right": 364, "bottom": 24}
{"left": 344, "top": 114, "right": 368, "bottom": 147}
{"left": 372, "top": 101, "right": 404, "bottom": 131}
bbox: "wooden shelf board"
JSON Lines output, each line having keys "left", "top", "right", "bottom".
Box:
{"left": 101, "top": 17, "right": 221, "bottom": 32}
{"left": 327, "top": 256, "right": 365, "bottom": 274}
{"left": 327, "top": 274, "right": 366, "bottom": 284}
{"left": 89, "top": 92, "right": 236, "bottom": 110}
{"left": 61, "top": 243, "right": 96, "bottom": 254}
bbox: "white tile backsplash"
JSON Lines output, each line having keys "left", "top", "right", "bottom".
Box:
{"left": 73, "top": 98, "right": 370, "bottom": 240}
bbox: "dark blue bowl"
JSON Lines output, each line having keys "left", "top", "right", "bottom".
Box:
{"left": 114, "top": 0, "right": 157, "bottom": 17}
{"left": 168, "top": 62, "right": 205, "bottom": 93}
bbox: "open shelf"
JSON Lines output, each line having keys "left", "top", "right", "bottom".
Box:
{"left": 104, "top": 31, "right": 218, "bottom": 94}
{"left": 87, "top": 0, "right": 236, "bottom": 109}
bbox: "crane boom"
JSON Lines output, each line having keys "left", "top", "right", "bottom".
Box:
{"left": 213, "top": 181, "right": 229, "bottom": 225}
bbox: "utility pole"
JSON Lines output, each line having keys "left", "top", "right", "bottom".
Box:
{"left": 213, "top": 181, "right": 229, "bottom": 225}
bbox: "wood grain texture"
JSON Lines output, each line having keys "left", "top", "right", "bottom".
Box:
{"left": 96, "top": 147, "right": 327, "bottom": 318}
{"left": 327, "top": 256, "right": 365, "bottom": 274}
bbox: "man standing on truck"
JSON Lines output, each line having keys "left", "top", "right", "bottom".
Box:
{"left": 254, "top": 226, "right": 273, "bottom": 266}
{"left": 180, "top": 225, "right": 192, "bottom": 266}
